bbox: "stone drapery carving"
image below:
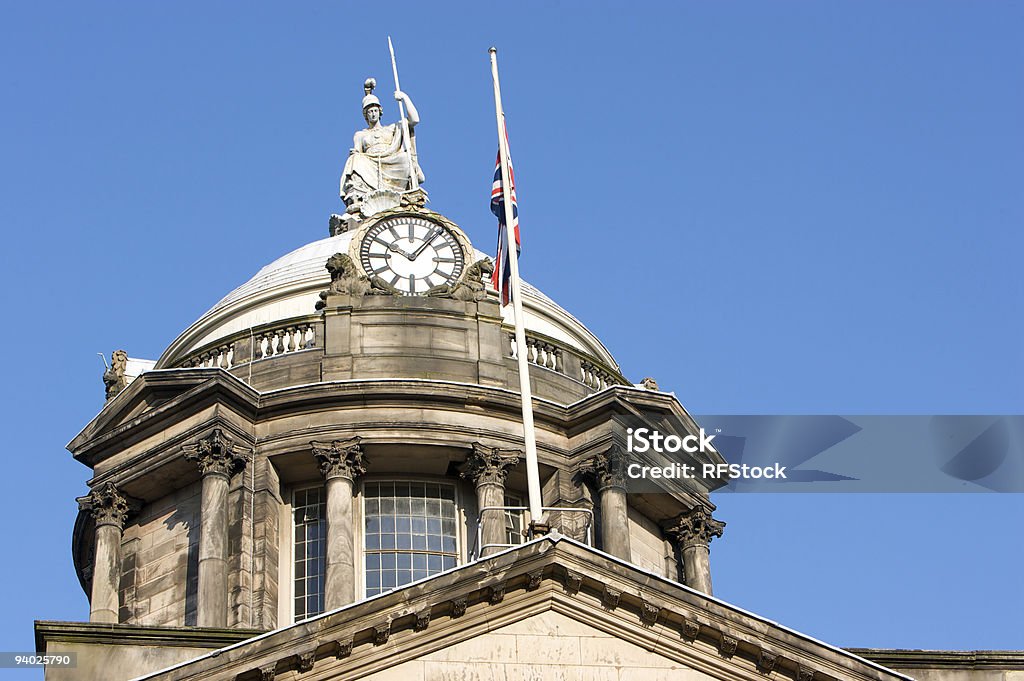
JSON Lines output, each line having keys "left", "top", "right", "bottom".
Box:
{"left": 182, "top": 428, "right": 249, "bottom": 479}
{"left": 426, "top": 257, "right": 494, "bottom": 302}
{"left": 77, "top": 481, "right": 135, "bottom": 528}
{"left": 102, "top": 349, "right": 128, "bottom": 401}
{"left": 579, "top": 448, "right": 628, "bottom": 490}
{"left": 315, "top": 253, "right": 399, "bottom": 309}
{"left": 311, "top": 437, "right": 368, "bottom": 482}
{"left": 664, "top": 507, "right": 726, "bottom": 549}
{"left": 461, "top": 443, "right": 520, "bottom": 486}
{"left": 340, "top": 78, "right": 425, "bottom": 220}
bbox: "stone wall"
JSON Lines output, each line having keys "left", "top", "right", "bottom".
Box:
{"left": 627, "top": 506, "right": 675, "bottom": 580}
{"left": 355, "top": 610, "right": 715, "bottom": 681}
{"left": 121, "top": 481, "right": 201, "bottom": 626}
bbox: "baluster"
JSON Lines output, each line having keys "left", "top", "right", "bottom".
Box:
{"left": 225, "top": 345, "right": 234, "bottom": 369}
{"left": 509, "top": 333, "right": 518, "bottom": 359}
{"left": 258, "top": 334, "right": 268, "bottom": 359}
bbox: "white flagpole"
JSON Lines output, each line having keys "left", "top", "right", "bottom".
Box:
{"left": 489, "top": 47, "right": 545, "bottom": 529}
{"left": 388, "top": 36, "right": 419, "bottom": 192}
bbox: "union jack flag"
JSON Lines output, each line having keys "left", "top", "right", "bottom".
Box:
{"left": 490, "top": 121, "right": 520, "bottom": 306}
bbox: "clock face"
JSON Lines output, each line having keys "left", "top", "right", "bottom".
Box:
{"left": 358, "top": 216, "right": 466, "bottom": 295}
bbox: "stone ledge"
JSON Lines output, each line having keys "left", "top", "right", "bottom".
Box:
{"left": 849, "top": 649, "right": 1024, "bottom": 670}
{"left": 35, "top": 620, "right": 263, "bottom": 652}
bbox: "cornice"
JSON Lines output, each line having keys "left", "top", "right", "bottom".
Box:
{"left": 121, "top": 538, "right": 914, "bottom": 681}
{"left": 69, "top": 370, "right": 259, "bottom": 464}
{"left": 847, "top": 649, "right": 1024, "bottom": 670}
{"left": 34, "top": 621, "right": 261, "bottom": 652}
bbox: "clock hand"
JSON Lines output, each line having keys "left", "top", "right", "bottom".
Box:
{"left": 388, "top": 242, "right": 414, "bottom": 259}
{"left": 408, "top": 227, "right": 441, "bottom": 261}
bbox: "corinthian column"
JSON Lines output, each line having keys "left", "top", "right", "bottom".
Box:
{"left": 664, "top": 507, "right": 726, "bottom": 595}
{"left": 77, "top": 482, "right": 134, "bottom": 624}
{"left": 183, "top": 428, "right": 248, "bottom": 628}
{"left": 311, "top": 437, "right": 366, "bottom": 610}
{"left": 581, "top": 448, "right": 631, "bottom": 561}
{"left": 462, "top": 443, "right": 520, "bottom": 557}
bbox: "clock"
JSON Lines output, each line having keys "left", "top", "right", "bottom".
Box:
{"left": 356, "top": 214, "right": 467, "bottom": 295}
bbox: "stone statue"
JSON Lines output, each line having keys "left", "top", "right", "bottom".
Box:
{"left": 316, "top": 253, "right": 399, "bottom": 309}
{"left": 340, "top": 78, "right": 425, "bottom": 219}
{"left": 426, "top": 258, "right": 495, "bottom": 302}
{"left": 640, "top": 377, "right": 659, "bottom": 391}
{"left": 103, "top": 350, "right": 128, "bottom": 400}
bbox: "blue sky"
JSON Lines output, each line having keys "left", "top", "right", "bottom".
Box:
{"left": 1, "top": 0, "right": 1021, "bottom": 668}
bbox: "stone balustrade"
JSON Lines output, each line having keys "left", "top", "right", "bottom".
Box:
{"left": 182, "top": 345, "right": 235, "bottom": 370}
{"left": 173, "top": 316, "right": 625, "bottom": 396}
{"left": 255, "top": 323, "right": 315, "bottom": 360}
{"left": 509, "top": 331, "right": 627, "bottom": 391}
{"left": 580, "top": 360, "right": 618, "bottom": 390}
{"left": 175, "top": 317, "right": 321, "bottom": 370}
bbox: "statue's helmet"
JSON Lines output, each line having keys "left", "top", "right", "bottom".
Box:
{"left": 362, "top": 78, "right": 381, "bottom": 113}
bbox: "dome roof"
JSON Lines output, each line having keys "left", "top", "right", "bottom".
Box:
{"left": 157, "top": 231, "right": 619, "bottom": 370}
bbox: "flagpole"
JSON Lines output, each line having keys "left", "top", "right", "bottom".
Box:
{"left": 489, "top": 47, "right": 545, "bottom": 531}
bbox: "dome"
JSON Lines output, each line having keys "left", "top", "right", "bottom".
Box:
{"left": 156, "top": 231, "right": 619, "bottom": 371}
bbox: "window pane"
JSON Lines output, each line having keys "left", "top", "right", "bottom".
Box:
{"left": 364, "top": 480, "right": 459, "bottom": 598}
{"left": 294, "top": 487, "right": 326, "bottom": 622}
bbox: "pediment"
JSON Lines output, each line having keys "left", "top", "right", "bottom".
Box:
{"left": 68, "top": 369, "right": 259, "bottom": 466}
{"left": 133, "top": 537, "right": 909, "bottom": 681}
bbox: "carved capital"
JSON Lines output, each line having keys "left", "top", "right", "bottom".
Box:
{"left": 527, "top": 569, "right": 544, "bottom": 591}
{"left": 77, "top": 482, "right": 136, "bottom": 529}
{"left": 664, "top": 507, "right": 726, "bottom": 549}
{"left": 450, "top": 597, "right": 467, "bottom": 618}
{"left": 373, "top": 622, "right": 391, "bottom": 645}
{"left": 580, "top": 448, "right": 628, "bottom": 490}
{"left": 461, "top": 443, "right": 520, "bottom": 487}
{"left": 311, "top": 437, "right": 367, "bottom": 482}
{"left": 258, "top": 663, "right": 277, "bottom": 681}
{"left": 182, "top": 428, "right": 248, "bottom": 478}
{"left": 682, "top": 619, "right": 700, "bottom": 641}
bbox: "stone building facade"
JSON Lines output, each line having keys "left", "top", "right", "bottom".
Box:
{"left": 34, "top": 88, "right": 1022, "bottom": 681}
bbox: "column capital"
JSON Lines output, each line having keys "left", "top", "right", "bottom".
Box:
{"left": 664, "top": 507, "right": 726, "bottom": 549}
{"left": 579, "top": 447, "right": 628, "bottom": 491}
{"left": 183, "top": 428, "right": 249, "bottom": 478}
{"left": 77, "top": 482, "right": 138, "bottom": 529}
{"left": 461, "top": 443, "right": 520, "bottom": 487}
{"left": 311, "top": 437, "right": 367, "bottom": 482}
